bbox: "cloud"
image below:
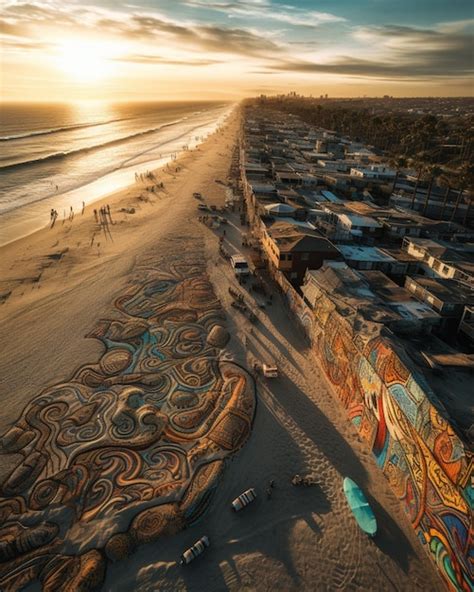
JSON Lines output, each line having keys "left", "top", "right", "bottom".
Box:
{"left": 1, "top": 2, "right": 283, "bottom": 60}
{"left": 0, "top": 17, "right": 23, "bottom": 36}
{"left": 1, "top": 2, "right": 472, "bottom": 87}
{"left": 96, "top": 12, "right": 283, "bottom": 57}
{"left": 183, "top": 0, "right": 345, "bottom": 28}
{"left": 268, "top": 23, "right": 474, "bottom": 80}
{"left": 1, "top": 1, "right": 76, "bottom": 24}
{"left": 114, "top": 53, "right": 222, "bottom": 66}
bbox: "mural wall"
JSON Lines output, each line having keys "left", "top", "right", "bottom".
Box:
{"left": 276, "top": 271, "right": 473, "bottom": 592}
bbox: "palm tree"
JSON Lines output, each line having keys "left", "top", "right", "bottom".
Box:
{"left": 438, "top": 174, "right": 453, "bottom": 219}
{"left": 463, "top": 198, "right": 472, "bottom": 227}
{"left": 421, "top": 166, "right": 442, "bottom": 216}
{"left": 391, "top": 156, "right": 407, "bottom": 193}
{"left": 410, "top": 164, "right": 425, "bottom": 210}
{"left": 450, "top": 188, "right": 464, "bottom": 222}
{"left": 452, "top": 164, "right": 474, "bottom": 223}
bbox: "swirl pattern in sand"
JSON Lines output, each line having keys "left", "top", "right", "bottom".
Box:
{"left": 0, "top": 258, "right": 256, "bottom": 591}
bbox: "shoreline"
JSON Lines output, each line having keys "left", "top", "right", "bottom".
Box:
{"left": 0, "top": 103, "right": 235, "bottom": 248}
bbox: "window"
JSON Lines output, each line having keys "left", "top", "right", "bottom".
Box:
{"left": 290, "top": 272, "right": 298, "bottom": 279}
{"left": 301, "top": 253, "right": 309, "bottom": 261}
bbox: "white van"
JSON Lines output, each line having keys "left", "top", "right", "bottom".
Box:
{"left": 230, "top": 255, "right": 250, "bottom": 276}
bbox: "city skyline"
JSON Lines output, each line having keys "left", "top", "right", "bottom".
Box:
{"left": 1, "top": 0, "right": 473, "bottom": 101}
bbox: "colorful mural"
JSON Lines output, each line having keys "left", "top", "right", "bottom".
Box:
{"left": 279, "top": 275, "right": 473, "bottom": 592}
{"left": 0, "top": 258, "right": 256, "bottom": 591}
{"left": 274, "top": 270, "right": 315, "bottom": 338}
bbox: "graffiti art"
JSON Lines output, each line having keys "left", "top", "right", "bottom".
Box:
{"left": 0, "top": 257, "right": 256, "bottom": 591}
{"left": 279, "top": 277, "right": 473, "bottom": 592}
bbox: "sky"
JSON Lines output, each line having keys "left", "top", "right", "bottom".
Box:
{"left": 0, "top": 0, "right": 473, "bottom": 101}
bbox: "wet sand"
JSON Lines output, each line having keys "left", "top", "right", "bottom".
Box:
{"left": 0, "top": 109, "right": 443, "bottom": 591}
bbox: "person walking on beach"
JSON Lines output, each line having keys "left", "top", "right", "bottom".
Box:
{"left": 82, "top": 201, "right": 85, "bottom": 215}
{"left": 93, "top": 209, "right": 98, "bottom": 223}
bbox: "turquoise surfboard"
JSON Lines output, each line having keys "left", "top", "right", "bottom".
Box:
{"left": 343, "top": 477, "right": 377, "bottom": 537}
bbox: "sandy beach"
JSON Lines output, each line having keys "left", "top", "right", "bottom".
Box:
{"left": 0, "top": 109, "right": 443, "bottom": 591}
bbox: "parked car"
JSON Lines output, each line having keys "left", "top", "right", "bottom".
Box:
{"left": 198, "top": 203, "right": 210, "bottom": 211}
{"left": 232, "top": 488, "right": 257, "bottom": 512}
{"left": 180, "top": 536, "right": 210, "bottom": 565}
{"left": 193, "top": 192, "right": 202, "bottom": 199}
{"left": 230, "top": 254, "right": 250, "bottom": 276}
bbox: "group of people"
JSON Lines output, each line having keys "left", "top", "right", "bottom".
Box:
{"left": 135, "top": 170, "right": 166, "bottom": 195}
{"left": 49, "top": 201, "right": 87, "bottom": 228}
{"left": 50, "top": 208, "right": 59, "bottom": 227}
{"left": 135, "top": 170, "right": 155, "bottom": 183}
{"left": 93, "top": 204, "right": 112, "bottom": 226}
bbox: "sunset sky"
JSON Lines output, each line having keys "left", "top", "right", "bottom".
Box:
{"left": 1, "top": 0, "right": 473, "bottom": 101}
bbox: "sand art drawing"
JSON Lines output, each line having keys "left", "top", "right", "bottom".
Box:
{"left": 0, "top": 257, "right": 256, "bottom": 591}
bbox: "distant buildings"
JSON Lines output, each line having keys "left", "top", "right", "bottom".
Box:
{"left": 350, "top": 165, "right": 396, "bottom": 181}
{"left": 403, "top": 237, "right": 474, "bottom": 285}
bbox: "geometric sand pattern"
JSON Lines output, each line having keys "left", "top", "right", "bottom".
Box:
{"left": 0, "top": 258, "right": 256, "bottom": 591}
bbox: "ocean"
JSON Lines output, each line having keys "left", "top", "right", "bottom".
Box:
{"left": 0, "top": 101, "right": 232, "bottom": 245}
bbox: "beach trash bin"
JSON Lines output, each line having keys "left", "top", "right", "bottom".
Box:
{"left": 231, "top": 488, "right": 257, "bottom": 512}
{"left": 180, "top": 535, "right": 210, "bottom": 565}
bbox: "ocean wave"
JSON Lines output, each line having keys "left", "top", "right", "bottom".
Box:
{"left": 0, "top": 117, "right": 134, "bottom": 142}
{"left": 0, "top": 117, "right": 188, "bottom": 171}
{"left": 0, "top": 115, "right": 218, "bottom": 215}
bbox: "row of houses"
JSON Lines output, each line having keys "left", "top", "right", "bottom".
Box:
{"left": 241, "top": 106, "right": 474, "bottom": 346}
{"left": 240, "top": 101, "right": 473, "bottom": 591}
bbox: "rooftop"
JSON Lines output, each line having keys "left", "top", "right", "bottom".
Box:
{"left": 407, "top": 276, "right": 474, "bottom": 303}
{"left": 264, "top": 203, "right": 296, "bottom": 215}
{"left": 264, "top": 220, "right": 339, "bottom": 254}
{"left": 338, "top": 245, "right": 396, "bottom": 263}
{"left": 337, "top": 213, "right": 382, "bottom": 228}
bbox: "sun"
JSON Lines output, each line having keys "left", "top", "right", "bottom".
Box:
{"left": 56, "top": 40, "right": 115, "bottom": 83}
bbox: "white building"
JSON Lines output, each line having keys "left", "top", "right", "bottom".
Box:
{"left": 335, "top": 213, "right": 382, "bottom": 236}
{"left": 350, "top": 165, "right": 396, "bottom": 180}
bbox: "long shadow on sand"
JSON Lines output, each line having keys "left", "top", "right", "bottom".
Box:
{"left": 105, "top": 377, "right": 331, "bottom": 592}
{"left": 278, "top": 373, "right": 417, "bottom": 575}
{"left": 274, "top": 373, "right": 369, "bottom": 485}
{"left": 178, "top": 394, "right": 332, "bottom": 591}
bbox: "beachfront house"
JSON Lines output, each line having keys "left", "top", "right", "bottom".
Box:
{"left": 260, "top": 219, "right": 341, "bottom": 286}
